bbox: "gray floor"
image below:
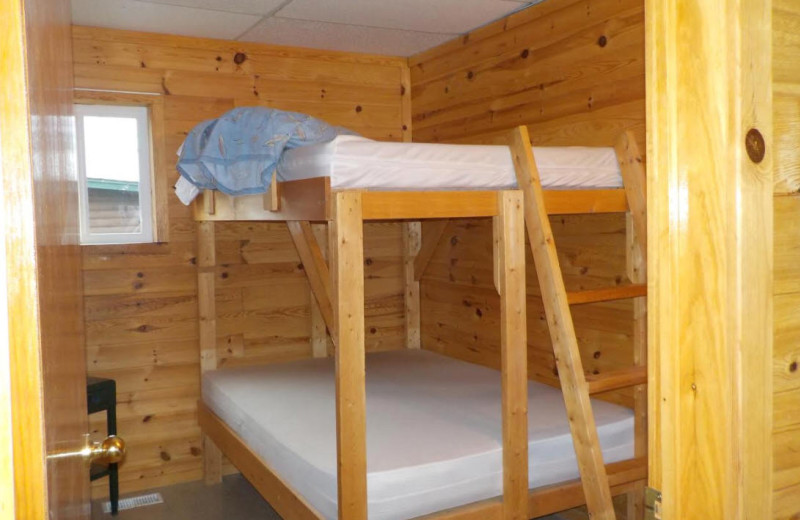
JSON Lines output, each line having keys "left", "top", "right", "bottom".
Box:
{"left": 90, "top": 474, "right": 577, "bottom": 520}
{"left": 91, "top": 474, "right": 280, "bottom": 519}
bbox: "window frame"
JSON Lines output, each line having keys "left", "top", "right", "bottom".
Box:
{"left": 73, "top": 90, "right": 168, "bottom": 245}
{"left": 75, "top": 103, "right": 153, "bottom": 245}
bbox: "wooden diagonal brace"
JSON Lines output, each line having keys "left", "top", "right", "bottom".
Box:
{"left": 287, "top": 221, "right": 335, "bottom": 344}
{"left": 413, "top": 220, "right": 449, "bottom": 282}
{"left": 614, "top": 131, "right": 647, "bottom": 263}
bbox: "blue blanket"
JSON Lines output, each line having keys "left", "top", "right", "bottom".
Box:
{"left": 177, "top": 107, "right": 357, "bottom": 196}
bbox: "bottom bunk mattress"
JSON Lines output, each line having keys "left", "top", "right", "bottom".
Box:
{"left": 202, "top": 349, "right": 634, "bottom": 519}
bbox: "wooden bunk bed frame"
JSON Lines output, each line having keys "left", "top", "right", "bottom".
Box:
{"left": 193, "top": 126, "right": 648, "bottom": 520}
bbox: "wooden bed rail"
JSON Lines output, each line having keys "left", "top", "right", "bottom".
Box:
{"left": 194, "top": 181, "right": 629, "bottom": 222}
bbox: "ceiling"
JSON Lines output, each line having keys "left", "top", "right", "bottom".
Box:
{"left": 71, "top": 0, "right": 540, "bottom": 56}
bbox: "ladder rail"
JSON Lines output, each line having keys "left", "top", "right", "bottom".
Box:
{"left": 509, "top": 126, "right": 617, "bottom": 519}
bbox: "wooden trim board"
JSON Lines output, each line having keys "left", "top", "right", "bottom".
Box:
{"left": 198, "top": 402, "right": 322, "bottom": 520}
{"left": 194, "top": 185, "right": 629, "bottom": 222}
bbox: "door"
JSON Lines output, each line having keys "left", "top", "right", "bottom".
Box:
{"left": 1, "top": 0, "right": 92, "bottom": 518}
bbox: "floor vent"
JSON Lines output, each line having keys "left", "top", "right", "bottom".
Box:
{"left": 102, "top": 492, "right": 164, "bottom": 513}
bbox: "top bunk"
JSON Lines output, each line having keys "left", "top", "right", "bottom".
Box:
{"left": 178, "top": 112, "right": 643, "bottom": 222}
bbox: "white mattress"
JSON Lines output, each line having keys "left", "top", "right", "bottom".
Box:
{"left": 277, "top": 135, "right": 623, "bottom": 191}
{"left": 202, "top": 350, "right": 634, "bottom": 520}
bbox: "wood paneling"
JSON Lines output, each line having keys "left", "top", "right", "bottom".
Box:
{"left": 774, "top": 0, "right": 800, "bottom": 516}
{"left": 410, "top": 0, "right": 644, "bottom": 415}
{"left": 409, "top": 0, "right": 645, "bottom": 147}
{"left": 74, "top": 26, "right": 408, "bottom": 496}
{"left": 421, "top": 217, "right": 636, "bottom": 408}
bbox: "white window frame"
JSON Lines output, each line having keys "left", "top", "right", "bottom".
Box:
{"left": 75, "top": 103, "right": 154, "bottom": 245}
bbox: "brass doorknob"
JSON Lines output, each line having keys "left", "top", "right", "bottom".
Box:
{"left": 47, "top": 434, "right": 126, "bottom": 465}
{"left": 87, "top": 435, "right": 126, "bottom": 465}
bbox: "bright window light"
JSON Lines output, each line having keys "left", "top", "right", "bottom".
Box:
{"left": 75, "top": 104, "right": 153, "bottom": 245}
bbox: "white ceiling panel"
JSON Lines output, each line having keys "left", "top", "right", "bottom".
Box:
{"left": 135, "top": 0, "right": 288, "bottom": 16}
{"left": 240, "top": 16, "right": 455, "bottom": 56}
{"left": 72, "top": 0, "right": 542, "bottom": 56}
{"left": 71, "top": 0, "right": 263, "bottom": 40}
{"left": 275, "top": 0, "right": 530, "bottom": 34}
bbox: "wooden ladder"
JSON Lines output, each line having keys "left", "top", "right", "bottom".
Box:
{"left": 508, "top": 126, "right": 647, "bottom": 520}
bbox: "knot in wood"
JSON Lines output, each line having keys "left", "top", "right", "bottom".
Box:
{"left": 745, "top": 128, "right": 766, "bottom": 163}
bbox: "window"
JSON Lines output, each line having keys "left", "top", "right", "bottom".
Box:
{"left": 75, "top": 104, "right": 154, "bottom": 245}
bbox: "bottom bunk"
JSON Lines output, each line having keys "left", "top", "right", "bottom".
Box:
{"left": 198, "top": 349, "right": 645, "bottom": 519}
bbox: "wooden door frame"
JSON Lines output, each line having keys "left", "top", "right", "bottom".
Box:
{"left": 646, "top": 0, "right": 773, "bottom": 518}
{"left": 1, "top": 2, "right": 49, "bottom": 516}
{"left": 1, "top": 0, "right": 88, "bottom": 518}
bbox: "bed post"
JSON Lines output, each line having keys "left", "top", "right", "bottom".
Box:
{"left": 400, "top": 62, "right": 422, "bottom": 350}
{"left": 310, "top": 223, "right": 329, "bottom": 357}
{"left": 197, "top": 220, "right": 223, "bottom": 484}
{"left": 403, "top": 222, "right": 421, "bottom": 348}
{"left": 330, "top": 191, "right": 367, "bottom": 520}
{"left": 495, "top": 190, "right": 528, "bottom": 520}
{"left": 615, "top": 131, "right": 647, "bottom": 520}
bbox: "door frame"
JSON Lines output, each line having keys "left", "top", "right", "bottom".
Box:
{"left": 646, "top": 0, "right": 773, "bottom": 518}
{"left": 0, "top": 0, "right": 90, "bottom": 518}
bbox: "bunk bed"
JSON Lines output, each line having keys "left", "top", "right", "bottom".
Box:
{"left": 190, "top": 125, "right": 648, "bottom": 520}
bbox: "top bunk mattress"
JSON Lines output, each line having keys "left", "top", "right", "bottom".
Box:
{"left": 202, "top": 349, "right": 634, "bottom": 520}
{"left": 277, "top": 135, "right": 624, "bottom": 191}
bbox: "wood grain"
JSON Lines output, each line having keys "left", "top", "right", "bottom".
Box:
{"left": 330, "top": 192, "right": 367, "bottom": 520}
{"left": 411, "top": 0, "right": 644, "bottom": 449}
{"left": 409, "top": 0, "right": 645, "bottom": 147}
{"left": 510, "top": 126, "right": 614, "bottom": 518}
{"left": 197, "top": 221, "right": 222, "bottom": 484}
{"left": 773, "top": 1, "right": 800, "bottom": 517}
{"left": 287, "top": 221, "right": 334, "bottom": 341}
{"left": 646, "top": 0, "right": 773, "bottom": 517}
{"left": 198, "top": 402, "right": 322, "bottom": 520}
{"left": 403, "top": 221, "right": 421, "bottom": 349}
{"left": 1, "top": 0, "right": 89, "bottom": 517}
{"left": 495, "top": 191, "right": 528, "bottom": 519}
{"left": 75, "top": 26, "right": 408, "bottom": 496}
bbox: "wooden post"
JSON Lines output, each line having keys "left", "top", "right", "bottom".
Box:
{"left": 626, "top": 216, "right": 647, "bottom": 520}
{"left": 197, "top": 220, "right": 222, "bottom": 484}
{"left": 330, "top": 192, "right": 367, "bottom": 520}
{"left": 403, "top": 221, "right": 421, "bottom": 348}
{"left": 646, "top": 0, "right": 772, "bottom": 517}
{"left": 311, "top": 223, "right": 329, "bottom": 358}
{"left": 495, "top": 191, "right": 528, "bottom": 520}
{"left": 400, "top": 62, "right": 421, "bottom": 350}
{"left": 615, "top": 132, "right": 648, "bottom": 520}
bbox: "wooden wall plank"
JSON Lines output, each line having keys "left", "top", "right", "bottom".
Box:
{"left": 75, "top": 26, "right": 407, "bottom": 496}
{"left": 410, "top": 0, "right": 644, "bottom": 422}
{"left": 773, "top": 1, "right": 800, "bottom": 516}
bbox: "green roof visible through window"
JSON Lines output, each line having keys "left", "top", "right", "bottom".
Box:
{"left": 87, "top": 179, "right": 140, "bottom": 192}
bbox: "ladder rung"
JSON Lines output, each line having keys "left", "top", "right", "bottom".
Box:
{"left": 586, "top": 366, "right": 647, "bottom": 395}
{"left": 566, "top": 284, "right": 647, "bottom": 305}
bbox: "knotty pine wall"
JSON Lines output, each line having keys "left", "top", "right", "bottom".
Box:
{"left": 74, "top": 26, "right": 409, "bottom": 496}
{"left": 772, "top": 1, "right": 800, "bottom": 517}
{"left": 410, "top": 0, "right": 644, "bottom": 402}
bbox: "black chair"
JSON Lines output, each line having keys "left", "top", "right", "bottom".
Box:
{"left": 87, "top": 377, "right": 119, "bottom": 515}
